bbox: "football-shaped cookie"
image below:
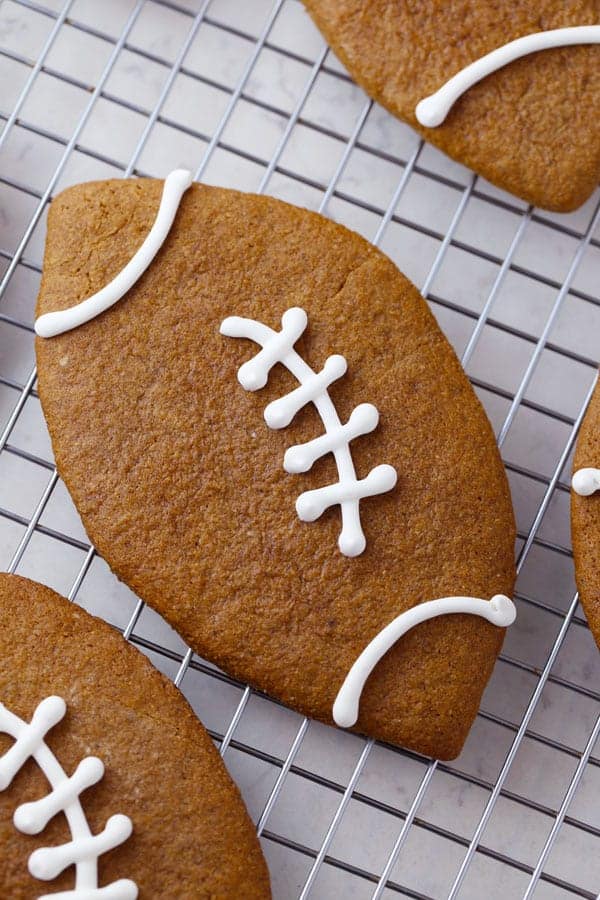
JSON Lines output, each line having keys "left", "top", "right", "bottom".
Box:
{"left": 0, "top": 573, "right": 270, "bottom": 898}
{"left": 571, "top": 378, "right": 600, "bottom": 647}
{"left": 302, "top": 0, "right": 600, "bottom": 211}
{"left": 35, "top": 173, "right": 516, "bottom": 761}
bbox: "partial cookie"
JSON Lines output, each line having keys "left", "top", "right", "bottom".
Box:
{"left": 0, "top": 574, "right": 270, "bottom": 899}
{"left": 302, "top": 1, "right": 600, "bottom": 211}
{"left": 571, "top": 378, "right": 600, "bottom": 647}
{"left": 35, "top": 173, "right": 516, "bottom": 760}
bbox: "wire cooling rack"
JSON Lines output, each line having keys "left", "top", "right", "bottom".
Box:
{"left": 1, "top": 1, "right": 600, "bottom": 897}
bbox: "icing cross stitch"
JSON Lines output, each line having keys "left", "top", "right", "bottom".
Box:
{"left": 0, "top": 695, "right": 137, "bottom": 900}
{"left": 220, "top": 307, "right": 397, "bottom": 556}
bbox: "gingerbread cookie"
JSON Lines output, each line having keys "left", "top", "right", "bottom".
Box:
{"left": 571, "top": 379, "right": 600, "bottom": 647}
{"left": 0, "top": 573, "right": 270, "bottom": 898}
{"left": 35, "top": 172, "right": 516, "bottom": 760}
{"left": 302, "top": 1, "right": 600, "bottom": 211}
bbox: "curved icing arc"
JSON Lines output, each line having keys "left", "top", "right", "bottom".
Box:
{"left": 0, "top": 695, "right": 137, "bottom": 899}
{"left": 416, "top": 26, "right": 600, "bottom": 128}
{"left": 35, "top": 168, "right": 193, "bottom": 338}
{"left": 572, "top": 466, "right": 600, "bottom": 496}
{"left": 333, "top": 594, "right": 516, "bottom": 729}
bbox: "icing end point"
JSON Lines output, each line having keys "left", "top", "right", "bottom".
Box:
{"left": 415, "top": 97, "right": 445, "bottom": 128}
{"left": 326, "top": 354, "right": 348, "bottom": 378}
{"left": 81, "top": 754, "right": 105, "bottom": 783}
{"left": 264, "top": 403, "right": 288, "bottom": 430}
{"left": 332, "top": 698, "right": 358, "bottom": 729}
{"left": 108, "top": 812, "right": 134, "bottom": 842}
{"left": 370, "top": 463, "right": 398, "bottom": 493}
{"left": 28, "top": 847, "right": 54, "bottom": 881}
{"left": 238, "top": 361, "right": 265, "bottom": 392}
{"left": 116, "top": 879, "right": 140, "bottom": 900}
{"left": 572, "top": 467, "right": 600, "bottom": 496}
{"left": 353, "top": 403, "right": 379, "bottom": 431}
{"left": 489, "top": 594, "right": 517, "bottom": 627}
{"left": 168, "top": 168, "right": 194, "bottom": 190}
{"left": 13, "top": 805, "right": 39, "bottom": 835}
{"left": 284, "top": 447, "right": 310, "bottom": 474}
{"left": 296, "top": 494, "right": 322, "bottom": 522}
{"left": 282, "top": 307, "right": 308, "bottom": 330}
{"left": 338, "top": 531, "right": 366, "bottom": 557}
{"left": 38, "top": 695, "right": 67, "bottom": 726}
{"left": 33, "top": 316, "right": 56, "bottom": 339}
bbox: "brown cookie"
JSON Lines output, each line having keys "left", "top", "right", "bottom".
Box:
{"left": 571, "top": 378, "right": 600, "bottom": 646}
{"left": 0, "top": 573, "right": 270, "bottom": 899}
{"left": 35, "top": 175, "right": 516, "bottom": 761}
{"left": 302, "top": 0, "right": 600, "bottom": 211}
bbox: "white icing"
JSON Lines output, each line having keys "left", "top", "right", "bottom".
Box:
{"left": 333, "top": 594, "right": 516, "bottom": 728}
{"left": 34, "top": 169, "right": 193, "bottom": 338}
{"left": 220, "top": 307, "right": 397, "bottom": 557}
{"left": 296, "top": 464, "right": 397, "bottom": 522}
{"left": 0, "top": 696, "right": 137, "bottom": 899}
{"left": 284, "top": 403, "right": 379, "bottom": 474}
{"left": 39, "top": 885, "right": 139, "bottom": 900}
{"left": 234, "top": 307, "right": 307, "bottom": 391}
{"left": 265, "top": 355, "right": 347, "bottom": 429}
{"left": 416, "top": 26, "right": 600, "bottom": 128}
{"left": 14, "top": 756, "right": 104, "bottom": 835}
{"left": 572, "top": 467, "right": 600, "bottom": 496}
{"left": 29, "top": 815, "right": 133, "bottom": 881}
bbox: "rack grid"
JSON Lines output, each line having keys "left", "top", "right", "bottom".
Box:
{"left": 1, "top": 1, "right": 600, "bottom": 898}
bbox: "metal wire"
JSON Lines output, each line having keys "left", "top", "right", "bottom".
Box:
{"left": 1, "top": 1, "right": 599, "bottom": 898}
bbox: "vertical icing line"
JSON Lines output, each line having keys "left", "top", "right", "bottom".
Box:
{"left": 416, "top": 26, "right": 600, "bottom": 128}
{"left": 220, "top": 308, "right": 397, "bottom": 556}
{"left": 333, "top": 594, "right": 517, "bottom": 728}
{"left": 34, "top": 168, "right": 193, "bottom": 338}
{"left": 0, "top": 696, "right": 137, "bottom": 899}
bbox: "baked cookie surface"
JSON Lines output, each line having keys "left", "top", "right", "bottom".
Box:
{"left": 302, "top": 0, "right": 600, "bottom": 211}
{"left": 35, "top": 176, "right": 516, "bottom": 760}
{"left": 0, "top": 574, "right": 270, "bottom": 899}
{"left": 571, "top": 379, "right": 600, "bottom": 647}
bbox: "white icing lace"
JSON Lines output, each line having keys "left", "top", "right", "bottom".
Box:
{"left": 0, "top": 696, "right": 137, "bottom": 899}
{"left": 220, "top": 307, "right": 397, "bottom": 557}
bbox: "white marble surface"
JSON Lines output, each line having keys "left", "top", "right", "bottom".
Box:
{"left": 0, "top": 1, "right": 599, "bottom": 898}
